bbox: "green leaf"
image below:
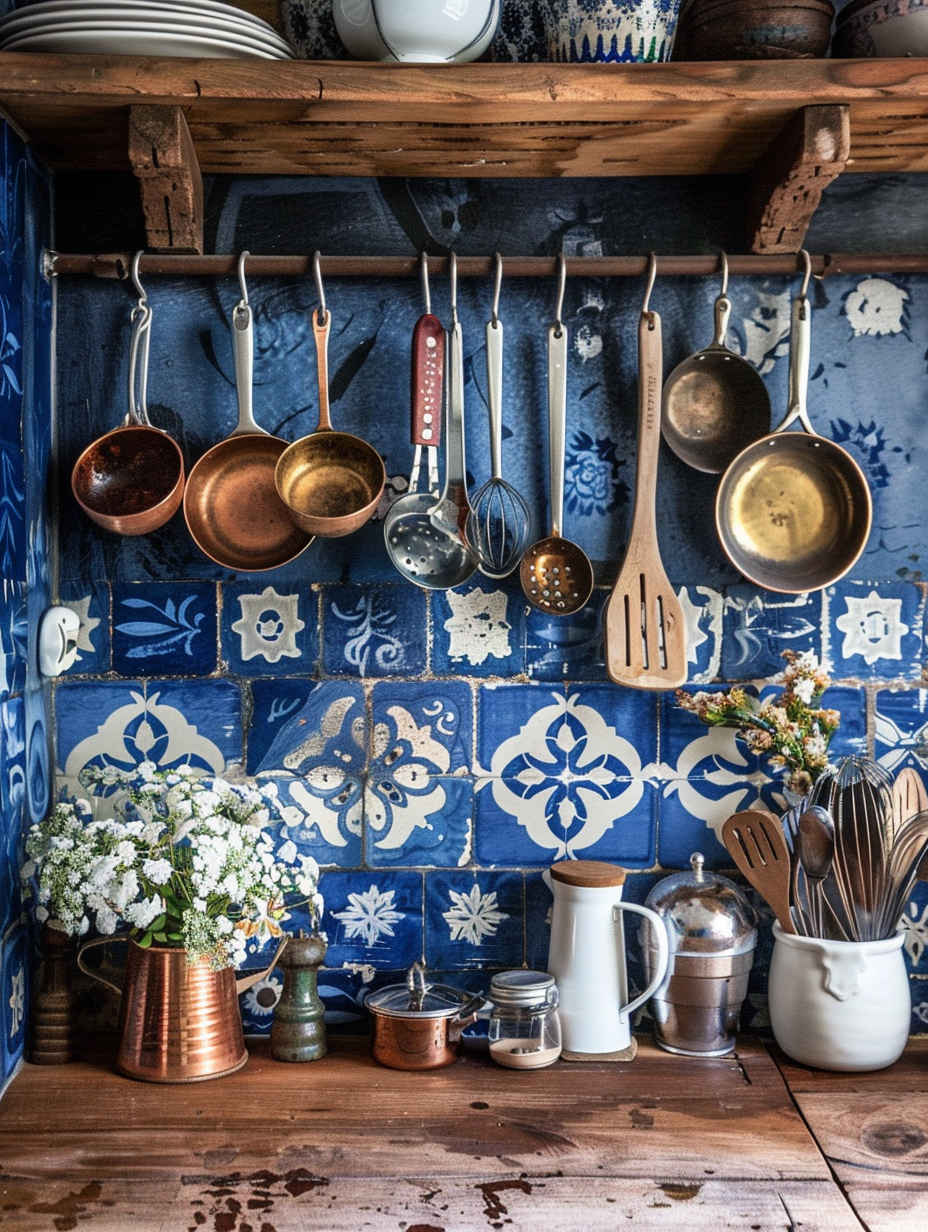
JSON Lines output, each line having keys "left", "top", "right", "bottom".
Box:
{"left": 154, "top": 932, "right": 168, "bottom": 943}
{"left": 137, "top": 933, "right": 153, "bottom": 948}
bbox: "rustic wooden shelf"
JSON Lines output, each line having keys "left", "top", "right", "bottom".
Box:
{"left": 2, "top": 54, "right": 928, "bottom": 179}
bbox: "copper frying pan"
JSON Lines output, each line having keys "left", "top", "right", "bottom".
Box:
{"left": 183, "top": 297, "right": 313, "bottom": 571}
{"left": 715, "top": 287, "right": 871, "bottom": 593}
{"left": 71, "top": 298, "right": 184, "bottom": 536}
{"left": 275, "top": 305, "right": 385, "bottom": 539}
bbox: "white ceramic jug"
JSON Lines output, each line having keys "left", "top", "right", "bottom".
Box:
{"left": 545, "top": 860, "right": 669, "bottom": 1056}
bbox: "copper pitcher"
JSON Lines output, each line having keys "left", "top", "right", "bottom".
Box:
{"left": 78, "top": 937, "right": 287, "bottom": 1083}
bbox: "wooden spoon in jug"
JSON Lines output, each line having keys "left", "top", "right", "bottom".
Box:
{"left": 721, "top": 809, "right": 795, "bottom": 934}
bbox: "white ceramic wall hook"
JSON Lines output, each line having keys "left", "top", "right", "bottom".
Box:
{"left": 38, "top": 605, "right": 81, "bottom": 677}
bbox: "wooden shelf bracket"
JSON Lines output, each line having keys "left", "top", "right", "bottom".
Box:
{"left": 128, "top": 104, "right": 204, "bottom": 254}
{"left": 748, "top": 104, "right": 851, "bottom": 255}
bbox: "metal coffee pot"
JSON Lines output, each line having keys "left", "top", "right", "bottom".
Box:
{"left": 643, "top": 852, "right": 757, "bottom": 1057}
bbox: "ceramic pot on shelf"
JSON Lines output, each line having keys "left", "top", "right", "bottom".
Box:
{"left": 278, "top": 0, "right": 350, "bottom": 59}
{"left": 768, "top": 923, "right": 911, "bottom": 1072}
{"left": 540, "top": 0, "right": 685, "bottom": 64}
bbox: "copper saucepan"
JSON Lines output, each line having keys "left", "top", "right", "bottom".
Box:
{"left": 183, "top": 290, "right": 314, "bottom": 572}
{"left": 275, "top": 301, "right": 386, "bottom": 539}
{"left": 71, "top": 297, "right": 185, "bottom": 536}
{"left": 365, "top": 964, "right": 483, "bottom": 1071}
{"left": 715, "top": 283, "right": 872, "bottom": 593}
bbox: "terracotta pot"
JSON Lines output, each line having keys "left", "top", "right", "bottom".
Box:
{"left": 674, "top": 0, "right": 835, "bottom": 60}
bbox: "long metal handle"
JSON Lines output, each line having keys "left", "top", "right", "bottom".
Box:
{"left": 443, "top": 319, "right": 469, "bottom": 505}
{"left": 486, "top": 317, "right": 504, "bottom": 480}
{"left": 229, "top": 300, "right": 267, "bottom": 437}
{"left": 547, "top": 323, "right": 567, "bottom": 539}
{"left": 776, "top": 294, "right": 815, "bottom": 435}
{"left": 126, "top": 303, "right": 153, "bottom": 427}
{"left": 711, "top": 293, "right": 732, "bottom": 349}
{"left": 314, "top": 308, "right": 333, "bottom": 433}
{"left": 613, "top": 901, "right": 669, "bottom": 1019}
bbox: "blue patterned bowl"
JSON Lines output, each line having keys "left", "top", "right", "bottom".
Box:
{"left": 541, "top": 0, "right": 685, "bottom": 63}
{"left": 833, "top": 0, "right": 928, "bottom": 58}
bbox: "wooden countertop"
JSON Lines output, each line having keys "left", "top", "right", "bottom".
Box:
{"left": 0, "top": 1035, "right": 924, "bottom": 1230}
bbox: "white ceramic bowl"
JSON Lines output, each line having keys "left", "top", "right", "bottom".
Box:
{"left": 833, "top": 0, "right": 928, "bottom": 57}
{"left": 333, "top": 0, "right": 501, "bottom": 63}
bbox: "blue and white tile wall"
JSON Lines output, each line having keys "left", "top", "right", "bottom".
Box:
{"left": 42, "top": 171, "right": 928, "bottom": 1037}
{"left": 0, "top": 115, "right": 53, "bottom": 1088}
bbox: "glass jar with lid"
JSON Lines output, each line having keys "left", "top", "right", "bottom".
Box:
{"left": 488, "top": 971, "right": 562, "bottom": 1070}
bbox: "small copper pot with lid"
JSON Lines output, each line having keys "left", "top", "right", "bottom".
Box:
{"left": 365, "top": 963, "right": 484, "bottom": 1071}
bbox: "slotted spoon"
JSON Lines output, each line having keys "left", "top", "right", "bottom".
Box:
{"left": 721, "top": 809, "right": 795, "bottom": 933}
{"left": 604, "top": 304, "right": 687, "bottom": 689}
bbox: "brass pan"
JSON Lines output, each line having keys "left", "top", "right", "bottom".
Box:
{"left": 183, "top": 301, "right": 313, "bottom": 571}
{"left": 715, "top": 294, "right": 871, "bottom": 594}
{"left": 275, "top": 309, "right": 385, "bottom": 539}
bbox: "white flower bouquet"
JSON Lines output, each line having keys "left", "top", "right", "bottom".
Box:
{"left": 23, "top": 761, "right": 324, "bottom": 970}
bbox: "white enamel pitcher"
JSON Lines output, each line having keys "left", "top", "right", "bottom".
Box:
{"left": 545, "top": 860, "right": 669, "bottom": 1056}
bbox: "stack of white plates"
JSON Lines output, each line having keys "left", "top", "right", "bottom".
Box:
{"left": 0, "top": 0, "right": 296, "bottom": 59}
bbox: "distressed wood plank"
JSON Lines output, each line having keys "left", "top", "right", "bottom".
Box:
{"left": 0, "top": 1176, "right": 865, "bottom": 1232}
{"left": 5, "top": 58, "right": 928, "bottom": 177}
{"left": 127, "top": 105, "right": 203, "bottom": 252}
{"left": 0, "top": 1038, "right": 828, "bottom": 1182}
{"left": 748, "top": 104, "right": 850, "bottom": 253}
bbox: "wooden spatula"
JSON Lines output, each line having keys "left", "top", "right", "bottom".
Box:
{"left": 605, "top": 310, "right": 687, "bottom": 690}
{"left": 891, "top": 766, "right": 928, "bottom": 840}
{"left": 721, "top": 809, "right": 796, "bottom": 934}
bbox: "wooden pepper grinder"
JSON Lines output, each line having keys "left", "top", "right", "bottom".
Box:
{"left": 270, "top": 930, "right": 327, "bottom": 1063}
{"left": 28, "top": 924, "right": 78, "bottom": 1065}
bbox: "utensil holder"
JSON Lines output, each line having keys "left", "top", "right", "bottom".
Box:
{"left": 768, "top": 923, "right": 910, "bottom": 1072}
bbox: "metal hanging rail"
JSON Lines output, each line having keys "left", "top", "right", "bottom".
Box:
{"left": 43, "top": 251, "right": 928, "bottom": 281}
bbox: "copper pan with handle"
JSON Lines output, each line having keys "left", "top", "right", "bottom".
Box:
{"left": 715, "top": 261, "right": 872, "bottom": 594}
{"left": 183, "top": 257, "right": 314, "bottom": 571}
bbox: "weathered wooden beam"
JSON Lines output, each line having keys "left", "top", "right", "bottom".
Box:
{"left": 127, "top": 105, "right": 203, "bottom": 253}
{"left": 748, "top": 105, "right": 851, "bottom": 254}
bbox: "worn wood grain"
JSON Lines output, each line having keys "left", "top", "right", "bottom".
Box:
{"left": 0, "top": 1176, "right": 865, "bottom": 1232}
{"left": 127, "top": 105, "right": 203, "bottom": 252}
{"left": 5, "top": 58, "right": 928, "bottom": 177}
{"left": 0, "top": 1038, "right": 827, "bottom": 1183}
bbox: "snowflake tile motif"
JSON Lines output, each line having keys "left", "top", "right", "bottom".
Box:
{"left": 111, "top": 582, "right": 218, "bottom": 676}
{"left": 0, "top": 919, "right": 28, "bottom": 1081}
{"left": 425, "top": 871, "right": 524, "bottom": 970}
{"left": 524, "top": 590, "right": 606, "bottom": 682}
{"left": 55, "top": 680, "right": 241, "bottom": 802}
{"left": 58, "top": 581, "right": 109, "bottom": 675}
{"left": 263, "top": 773, "right": 363, "bottom": 868}
{"left": 0, "top": 580, "right": 26, "bottom": 702}
{"left": 323, "top": 872, "right": 423, "bottom": 971}
{"left": 478, "top": 684, "right": 657, "bottom": 861}
{"left": 224, "top": 582, "right": 313, "bottom": 676}
{"left": 248, "top": 681, "right": 367, "bottom": 777}
{"left": 432, "top": 583, "right": 524, "bottom": 678}
{"left": 366, "top": 775, "right": 472, "bottom": 868}
{"left": 721, "top": 586, "right": 822, "bottom": 682}
{"left": 322, "top": 584, "right": 426, "bottom": 678}
{"left": 874, "top": 688, "right": 928, "bottom": 780}
{"left": 825, "top": 581, "right": 925, "bottom": 680}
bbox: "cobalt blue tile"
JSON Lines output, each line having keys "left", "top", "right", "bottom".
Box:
{"left": 902, "top": 879, "right": 928, "bottom": 977}
{"left": 678, "top": 584, "right": 724, "bottom": 683}
{"left": 525, "top": 870, "right": 553, "bottom": 971}
{"left": 817, "top": 685, "right": 868, "bottom": 760}
{"left": 0, "top": 580, "right": 27, "bottom": 701}
{"left": 264, "top": 772, "right": 364, "bottom": 868}
{"left": 0, "top": 438, "right": 26, "bottom": 585}
{"left": 322, "top": 871, "right": 423, "bottom": 971}
{"left": 825, "top": 580, "right": 925, "bottom": 681}
{"left": 0, "top": 918, "right": 28, "bottom": 1080}
{"left": 59, "top": 580, "right": 110, "bottom": 675}
{"left": 874, "top": 688, "right": 928, "bottom": 780}
{"left": 911, "top": 980, "right": 928, "bottom": 1035}
{"left": 366, "top": 774, "right": 472, "bottom": 868}
{"left": 658, "top": 788, "right": 733, "bottom": 871}
{"left": 432, "top": 581, "right": 525, "bottom": 678}
{"left": 477, "top": 777, "right": 657, "bottom": 868}
{"left": 0, "top": 697, "right": 26, "bottom": 935}
{"left": 112, "top": 582, "right": 218, "bottom": 676}
{"left": 223, "top": 580, "right": 316, "bottom": 676}
{"left": 477, "top": 682, "right": 566, "bottom": 774}
{"left": 721, "top": 586, "right": 823, "bottom": 681}
{"left": 55, "top": 680, "right": 241, "bottom": 790}
{"left": 425, "top": 870, "right": 523, "bottom": 971}
{"left": 524, "top": 589, "right": 606, "bottom": 682}
{"left": 248, "top": 680, "right": 367, "bottom": 776}
{"left": 371, "top": 680, "right": 472, "bottom": 776}
{"left": 314, "top": 966, "right": 375, "bottom": 1035}
{"left": 322, "top": 583, "right": 426, "bottom": 677}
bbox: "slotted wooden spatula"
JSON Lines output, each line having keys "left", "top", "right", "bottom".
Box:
{"left": 891, "top": 765, "right": 928, "bottom": 841}
{"left": 721, "top": 809, "right": 796, "bottom": 934}
{"left": 605, "top": 310, "right": 687, "bottom": 690}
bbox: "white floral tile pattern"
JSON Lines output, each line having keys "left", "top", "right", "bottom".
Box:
{"left": 825, "top": 581, "right": 925, "bottom": 680}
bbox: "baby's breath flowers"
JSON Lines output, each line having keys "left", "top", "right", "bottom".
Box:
{"left": 675, "top": 651, "right": 840, "bottom": 799}
{"left": 22, "top": 762, "right": 324, "bottom": 970}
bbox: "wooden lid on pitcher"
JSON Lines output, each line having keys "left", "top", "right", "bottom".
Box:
{"left": 549, "top": 860, "right": 627, "bottom": 888}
